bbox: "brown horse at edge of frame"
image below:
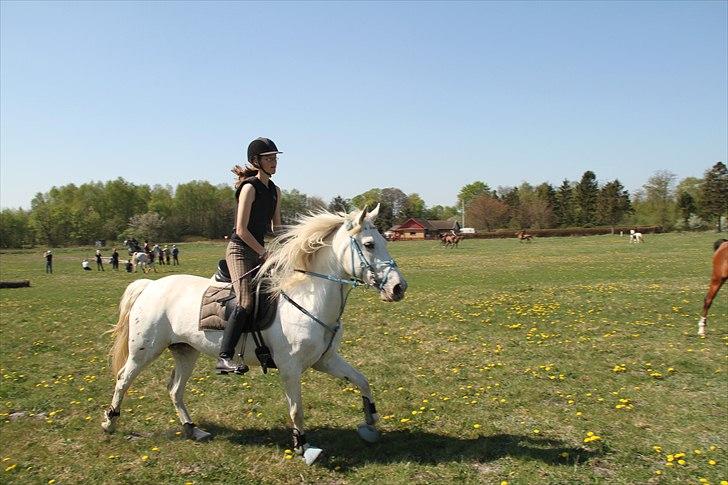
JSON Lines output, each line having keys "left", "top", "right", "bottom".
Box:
{"left": 698, "top": 239, "right": 728, "bottom": 336}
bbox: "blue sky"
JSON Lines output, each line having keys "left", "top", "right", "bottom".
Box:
{"left": 1, "top": 1, "right": 726, "bottom": 210}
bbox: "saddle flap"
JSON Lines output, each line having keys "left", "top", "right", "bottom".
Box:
{"left": 198, "top": 279, "right": 278, "bottom": 332}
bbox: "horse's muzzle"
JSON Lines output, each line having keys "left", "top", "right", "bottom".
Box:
{"left": 381, "top": 280, "right": 407, "bottom": 302}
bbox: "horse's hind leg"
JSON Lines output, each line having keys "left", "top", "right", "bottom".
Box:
{"left": 313, "top": 353, "right": 381, "bottom": 443}
{"left": 699, "top": 276, "right": 726, "bottom": 336}
{"left": 167, "top": 344, "right": 210, "bottom": 441}
{"left": 102, "top": 345, "right": 165, "bottom": 433}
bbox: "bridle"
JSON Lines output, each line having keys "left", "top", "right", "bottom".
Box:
{"left": 280, "top": 222, "right": 400, "bottom": 357}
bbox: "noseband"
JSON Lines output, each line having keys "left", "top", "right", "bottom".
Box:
{"left": 348, "top": 236, "right": 398, "bottom": 291}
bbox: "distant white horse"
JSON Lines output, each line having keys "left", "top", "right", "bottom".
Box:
{"left": 102, "top": 207, "right": 407, "bottom": 465}
{"left": 131, "top": 251, "right": 156, "bottom": 273}
{"left": 629, "top": 229, "right": 644, "bottom": 243}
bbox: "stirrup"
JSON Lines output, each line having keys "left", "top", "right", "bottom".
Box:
{"left": 216, "top": 357, "right": 249, "bottom": 375}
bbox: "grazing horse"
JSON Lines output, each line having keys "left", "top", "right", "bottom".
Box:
{"left": 698, "top": 239, "right": 728, "bottom": 336}
{"left": 516, "top": 231, "right": 533, "bottom": 242}
{"left": 629, "top": 229, "right": 644, "bottom": 243}
{"left": 101, "top": 207, "right": 407, "bottom": 465}
{"left": 131, "top": 251, "right": 156, "bottom": 273}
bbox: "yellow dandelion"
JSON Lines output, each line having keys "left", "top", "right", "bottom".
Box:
{"left": 48, "top": 480, "right": 56, "bottom": 484}
{"left": 473, "top": 424, "right": 481, "bottom": 429}
{"left": 708, "top": 459, "right": 717, "bottom": 466}
{"left": 141, "top": 455, "right": 149, "bottom": 461}
{"left": 5, "top": 464, "right": 16, "bottom": 472}
{"left": 151, "top": 447, "right": 160, "bottom": 452}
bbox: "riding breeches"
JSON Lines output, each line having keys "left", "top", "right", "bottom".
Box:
{"left": 225, "top": 240, "right": 259, "bottom": 313}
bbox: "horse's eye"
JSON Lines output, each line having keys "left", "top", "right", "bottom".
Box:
{"left": 363, "top": 241, "right": 375, "bottom": 249}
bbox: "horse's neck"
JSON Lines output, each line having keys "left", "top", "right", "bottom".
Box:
{"left": 282, "top": 245, "right": 346, "bottom": 319}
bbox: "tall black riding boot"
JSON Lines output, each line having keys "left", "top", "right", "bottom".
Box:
{"left": 216, "top": 307, "right": 249, "bottom": 374}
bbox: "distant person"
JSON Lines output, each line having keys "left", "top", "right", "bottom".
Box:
{"left": 95, "top": 249, "right": 105, "bottom": 271}
{"left": 154, "top": 244, "right": 164, "bottom": 265}
{"left": 125, "top": 260, "right": 133, "bottom": 273}
{"left": 44, "top": 250, "right": 53, "bottom": 274}
{"left": 111, "top": 248, "right": 120, "bottom": 270}
{"left": 82, "top": 259, "right": 92, "bottom": 271}
{"left": 163, "top": 245, "right": 170, "bottom": 265}
{"left": 143, "top": 240, "right": 150, "bottom": 254}
{"left": 172, "top": 244, "right": 179, "bottom": 265}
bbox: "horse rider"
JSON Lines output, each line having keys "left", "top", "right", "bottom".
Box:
{"left": 216, "top": 137, "right": 283, "bottom": 374}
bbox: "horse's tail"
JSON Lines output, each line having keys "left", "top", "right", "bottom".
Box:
{"left": 713, "top": 239, "right": 728, "bottom": 252}
{"left": 106, "top": 279, "right": 152, "bottom": 377}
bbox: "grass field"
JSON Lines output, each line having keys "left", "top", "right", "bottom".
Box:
{"left": 1, "top": 233, "right": 727, "bottom": 484}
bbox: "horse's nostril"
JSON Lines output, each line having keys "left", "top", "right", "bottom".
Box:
{"left": 393, "top": 284, "right": 403, "bottom": 297}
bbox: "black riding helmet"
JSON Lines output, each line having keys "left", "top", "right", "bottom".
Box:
{"left": 247, "top": 137, "right": 282, "bottom": 165}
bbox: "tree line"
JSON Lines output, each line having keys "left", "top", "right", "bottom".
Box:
{"left": 1, "top": 163, "right": 725, "bottom": 248}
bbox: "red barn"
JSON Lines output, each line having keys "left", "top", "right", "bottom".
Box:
{"left": 387, "top": 219, "right": 460, "bottom": 240}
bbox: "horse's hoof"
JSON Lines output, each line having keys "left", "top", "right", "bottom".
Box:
{"left": 357, "top": 423, "right": 380, "bottom": 443}
{"left": 183, "top": 423, "right": 212, "bottom": 442}
{"left": 101, "top": 419, "right": 115, "bottom": 434}
{"left": 302, "top": 446, "right": 323, "bottom": 465}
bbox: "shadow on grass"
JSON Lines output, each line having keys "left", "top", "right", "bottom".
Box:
{"left": 195, "top": 423, "right": 604, "bottom": 470}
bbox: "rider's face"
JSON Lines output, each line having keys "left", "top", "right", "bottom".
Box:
{"left": 259, "top": 154, "right": 277, "bottom": 174}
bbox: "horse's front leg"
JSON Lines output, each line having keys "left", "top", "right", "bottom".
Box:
{"left": 700, "top": 276, "right": 726, "bottom": 336}
{"left": 313, "top": 353, "right": 381, "bottom": 443}
{"left": 280, "top": 368, "right": 323, "bottom": 465}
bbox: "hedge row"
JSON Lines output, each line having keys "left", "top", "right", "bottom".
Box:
{"left": 462, "top": 226, "right": 663, "bottom": 239}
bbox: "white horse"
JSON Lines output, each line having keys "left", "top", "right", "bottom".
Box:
{"left": 102, "top": 207, "right": 407, "bottom": 465}
{"left": 629, "top": 229, "right": 644, "bottom": 243}
{"left": 131, "top": 251, "right": 156, "bottom": 273}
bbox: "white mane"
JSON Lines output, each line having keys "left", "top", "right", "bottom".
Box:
{"left": 256, "top": 210, "right": 349, "bottom": 294}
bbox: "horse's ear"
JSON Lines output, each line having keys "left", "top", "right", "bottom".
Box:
{"left": 368, "top": 204, "right": 380, "bottom": 220}
{"left": 357, "top": 206, "right": 368, "bottom": 227}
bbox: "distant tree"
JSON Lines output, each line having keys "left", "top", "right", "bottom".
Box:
{"left": 642, "top": 170, "right": 677, "bottom": 229}
{"left": 457, "top": 181, "right": 493, "bottom": 208}
{"left": 402, "top": 193, "right": 426, "bottom": 220}
{"left": 280, "top": 189, "right": 310, "bottom": 225}
{"left": 675, "top": 176, "right": 703, "bottom": 207}
{"left": 498, "top": 186, "right": 520, "bottom": 228}
{"left": 425, "top": 205, "right": 459, "bottom": 221}
{"left": 381, "top": 187, "right": 408, "bottom": 222}
{"left": 351, "top": 188, "right": 382, "bottom": 211}
{"left": 328, "top": 195, "right": 352, "bottom": 213}
{"left": 676, "top": 191, "right": 696, "bottom": 228}
{"left": 554, "top": 179, "right": 575, "bottom": 227}
{"left": 467, "top": 195, "right": 510, "bottom": 231}
{"left": 573, "top": 171, "right": 598, "bottom": 226}
{"left": 0, "top": 208, "right": 34, "bottom": 248}
{"left": 126, "top": 212, "right": 166, "bottom": 242}
{"left": 306, "top": 195, "right": 327, "bottom": 213}
{"left": 699, "top": 162, "right": 728, "bottom": 231}
{"left": 595, "top": 179, "right": 632, "bottom": 229}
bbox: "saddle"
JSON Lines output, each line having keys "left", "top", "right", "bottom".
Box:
{"left": 199, "top": 260, "right": 278, "bottom": 333}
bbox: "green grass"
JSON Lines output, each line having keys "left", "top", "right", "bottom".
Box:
{"left": 1, "top": 233, "right": 726, "bottom": 484}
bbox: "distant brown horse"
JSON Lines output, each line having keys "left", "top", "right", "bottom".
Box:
{"left": 440, "top": 233, "right": 462, "bottom": 248}
{"left": 516, "top": 231, "right": 533, "bottom": 242}
{"left": 698, "top": 239, "right": 728, "bottom": 336}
